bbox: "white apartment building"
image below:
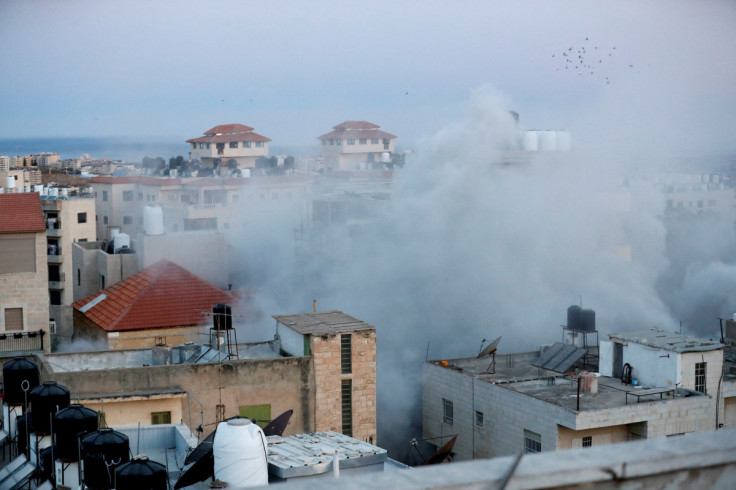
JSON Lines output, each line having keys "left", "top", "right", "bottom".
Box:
{"left": 186, "top": 123, "right": 271, "bottom": 169}
{"left": 423, "top": 329, "right": 733, "bottom": 461}
{"left": 40, "top": 189, "right": 96, "bottom": 345}
{"left": 317, "top": 121, "right": 397, "bottom": 171}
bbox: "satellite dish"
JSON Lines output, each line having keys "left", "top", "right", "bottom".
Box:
{"left": 423, "top": 435, "right": 458, "bottom": 465}
{"left": 478, "top": 336, "right": 502, "bottom": 358}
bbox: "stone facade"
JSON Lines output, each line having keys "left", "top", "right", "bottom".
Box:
{"left": 311, "top": 330, "right": 377, "bottom": 443}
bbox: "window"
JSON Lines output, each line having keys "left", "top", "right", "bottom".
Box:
{"left": 342, "top": 379, "right": 353, "bottom": 436}
{"left": 347, "top": 139, "right": 355, "bottom": 145}
{"left": 0, "top": 235, "right": 36, "bottom": 273}
{"left": 695, "top": 362, "right": 706, "bottom": 393}
{"left": 77, "top": 268, "right": 81, "bottom": 286}
{"left": 102, "top": 190, "right": 108, "bottom": 201}
{"left": 475, "top": 411, "right": 484, "bottom": 428}
{"left": 335, "top": 139, "right": 342, "bottom": 145}
{"left": 151, "top": 411, "right": 171, "bottom": 425}
{"left": 192, "top": 143, "right": 197, "bottom": 150}
{"left": 582, "top": 436, "right": 592, "bottom": 447}
{"left": 4, "top": 308, "right": 23, "bottom": 331}
{"left": 50, "top": 291, "right": 62, "bottom": 306}
{"left": 371, "top": 138, "right": 379, "bottom": 144}
{"left": 359, "top": 138, "right": 367, "bottom": 145}
{"left": 322, "top": 139, "right": 327, "bottom": 145}
{"left": 123, "top": 216, "right": 132, "bottom": 225}
{"left": 138, "top": 192, "right": 143, "bottom": 200}
{"left": 103, "top": 216, "right": 108, "bottom": 224}
{"left": 100, "top": 274, "right": 105, "bottom": 289}
{"left": 229, "top": 142, "right": 238, "bottom": 148}
{"left": 329, "top": 139, "right": 334, "bottom": 145}
{"left": 75, "top": 212, "right": 87, "bottom": 224}
{"left": 239, "top": 404, "right": 271, "bottom": 429}
{"left": 256, "top": 141, "right": 264, "bottom": 147}
{"left": 206, "top": 143, "right": 210, "bottom": 149}
{"left": 442, "top": 399, "right": 453, "bottom": 425}
{"left": 122, "top": 191, "right": 133, "bottom": 201}
{"left": 78, "top": 238, "right": 87, "bottom": 243}
{"left": 244, "top": 141, "right": 251, "bottom": 148}
{"left": 341, "top": 334, "right": 352, "bottom": 374}
{"left": 524, "top": 430, "right": 541, "bottom": 453}
{"left": 199, "top": 143, "right": 204, "bottom": 149}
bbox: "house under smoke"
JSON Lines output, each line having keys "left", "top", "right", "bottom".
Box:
{"left": 317, "top": 121, "right": 397, "bottom": 171}
{"left": 72, "top": 259, "right": 235, "bottom": 349}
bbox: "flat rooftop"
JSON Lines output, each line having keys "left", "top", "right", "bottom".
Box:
{"left": 429, "top": 350, "right": 704, "bottom": 412}
{"left": 274, "top": 311, "right": 374, "bottom": 336}
{"left": 608, "top": 330, "right": 724, "bottom": 353}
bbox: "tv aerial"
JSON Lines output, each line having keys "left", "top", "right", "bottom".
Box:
{"left": 478, "top": 336, "right": 502, "bottom": 374}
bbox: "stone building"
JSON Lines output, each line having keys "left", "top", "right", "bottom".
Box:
{"left": 423, "top": 329, "right": 733, "bottom": 461}
{"left": 317, "top": 121, "right": 397, "bottom": 171}
{"left": 274, "top": 310, "right": 377, "bottom": 443}
{"left": 72, "top": 259, "right": 234, "bottom": 349}
{"left": 186, "top": 123, "right": 271, "bottom": 169}
{"left": 37, "top": 309, "right": 377, "bottom": 444}
{"left": 0, "top": 193, "right": 50, "bottom": 353}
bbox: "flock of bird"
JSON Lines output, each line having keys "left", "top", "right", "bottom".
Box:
{"left": 553, "top": 37, "right": 633, "bottom": 85}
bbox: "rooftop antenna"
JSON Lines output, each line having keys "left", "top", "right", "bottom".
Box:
{"left": 478, "top": 336, "right": 502, "bottom": 374}
{"left": 717, "top": 317, "right": 726, "bottom": 344}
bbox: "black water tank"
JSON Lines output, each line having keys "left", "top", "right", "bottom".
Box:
{"left": 115, "top": 456, "right": 167, "bottom": 490}
{"left": 579, "top": 309, "right": 596, "bottom": 332}
{"left": 30, "top": 381, "right": 70, "bottom": 434}
{"left": 54, "top": 404, "right": 98, "bottom": 461}
{"left": 567, "top": 305, "right": 582, "bottom": 331}
{"left": 16, "top": 411, "right": 32, "bottom": 457}
{"left": 2, "top": 357, "right": 40, "bottom": 405}
{"left": 213, "top": 303, "right": 232, "bottom": 330}
{"left": 81, "top": 428, "right": 130, "bottom": 490}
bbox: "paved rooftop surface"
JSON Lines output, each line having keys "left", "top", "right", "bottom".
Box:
{"left": 608, "top": 329, "right": 724, "bottom": 353}
{"left": 274, "top": 311, "right": 374, "bottom": 336}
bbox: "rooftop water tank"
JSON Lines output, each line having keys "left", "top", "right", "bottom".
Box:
{"left": 381, "top": 152, "right": 391, "bottom": 163}
{"left": 556, "top": 131, "right": 571, "bottom": 150}
{"left": 115, "top": 456, "right": 168, "bottom": 490}
{"left": 6, "top": 176, "right": 15, "bottom": 192}
{"left": 521, "top": 131, "right": 538, "bottom": 151}
{"left": 579, "top": 308, "right": 596, "bottom": 332}
{"left": 213, "top": 303, "right": 232, "bottom": 330}
{"left": 61, "top": 188, "right": 68, "bottom": 197}
{"left": 0, "top": 187, "right": 4, "bottom": 194}
{"left": 113, "top": 232, "right": 131, "bottom": 253}
{"left": 30, "top": 381, "right": 71, "bottom": 434}
{"left": 213, "top": 419, "right": 268, "bottom": 488}
{"left": 538, "top": 130, "right": 557, "bottom": 151}
{"left": 81, "top": 428, "right": 130, "bottom": 490}
{"left": 54, "top": 404, "right": 99, "bottom": 461}
{"left": 567, "top": 305, "right": 582, "bottom": 331}
{"left": 24, "top": 185, "right": 31, "bottom": 193}
{"left": 143, "top": 205, "right": 164, "bottom": 236}
{"left": 33, "top": 185, "right": 43, "bottom": 194}
{"left": 3, "top": 357, "right": 40, "bottom": 405}
{"left": 241, "top": 168, "right": 251, "bottom": 178}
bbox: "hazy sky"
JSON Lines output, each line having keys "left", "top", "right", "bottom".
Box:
{"left": 2, "top": 0, "right": 735, "bottom": 152}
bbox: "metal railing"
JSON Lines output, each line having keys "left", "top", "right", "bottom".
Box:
{"left": 0, "top": 330, "right": 45, "bottom": 353}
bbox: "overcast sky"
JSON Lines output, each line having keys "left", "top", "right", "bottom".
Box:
{"left": 1, "top": 0, "right": 735, "bottom": 152}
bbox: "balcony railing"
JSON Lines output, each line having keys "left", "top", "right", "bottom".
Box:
{"left": 0, "top": 330, "right": 45, "bottom": 353}
{"left": 48, "top": 246, "right": 63, "bottom": 263}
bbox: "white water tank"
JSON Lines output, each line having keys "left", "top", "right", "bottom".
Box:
{"left": 113, "top": 232, "right": 130, "bottom": 252}
{"left": 0, "top": 187, "right": 4, "bottom": 194}
{"left": 538, "top": 130, "right": 557, "bottom": 151}
{"left": 34, "top": 185, "right": 43, "bottom": 194}
{"left": 49, "top": 187, "right": 59, "bottom": 197}
{"left": 24, "top": 185, "right": 31, "bottom": 193}
{"left": 213, "top": 419, "right": 268, "bottom": 488}
{"left": 143, "top": 205, "right": 164, "bottom": 236}
{"left": 381, "top": 152, "right": 390, "bottom": 163}
{"left": 6, "top": 176, "right": 15, "bottom": 192}
{"left": 521, "top": 131, "right": 538, "bottom": 151}
{"left": 241, "top": 169, "right": 250, "bottom": 178}
{"left": 556, "top": 131, "right": 571, "bottom": 151}
{"left": 60, "top": 188, "right": 68, "bottom": 197}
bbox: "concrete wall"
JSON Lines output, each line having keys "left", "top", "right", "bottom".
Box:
{"left": 311, "top": 329, "right": 376, "bottom": 443}
{"left": 79, "top": 395, "right": 184, "bottom": 427}
{"left": 278, "top": 324, "right": 306, "bottom": 356}
{"left": 39, "top": 354, "right": 314, "bottom": 436}
{"left": 557, "top": 424, "right": 630, "bottom": 449}
{"left": 0, "top": 230, "right": 50, "bottom": 351}
{"left": 679, "top": 349, "right": 722, "bottom": 395}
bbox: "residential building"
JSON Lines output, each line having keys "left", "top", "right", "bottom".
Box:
{"left": 656, "top": 173, "right": 735, "bottom": 220}
{"left": 39, "top": 310, "right": 377, "bottom": 444}
{"left": 186, "top": 123, "right": 271, "bottom": 169}
{"left": 423, "top": 329, "right": 732, "bottom": 461}
{"left": 0, "top": 169, "right": 42, "bottom": 190}
{"left": 89, "top": 175, "right": 313, "bottom": 242}
{"left": 0, "top": 156, "right": 9, "bottom": 171}
{"left": 40, "top": 188, "right": 96, "bottom": 346}
{"left": 72, "top": 240, "right": 139, "bottom": 302}
{"left": 72, "top": 259, "right": 234, "bottom": 350}
{"left": 0, "top": 193, "right": 50, "bottom": 353}
{"left": 317, "top": 121, "right": 397, "bottom": 171}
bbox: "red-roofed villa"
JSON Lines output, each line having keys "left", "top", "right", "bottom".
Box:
{"left": 72, "top": 259, "right": 236, "bottom": 349}
{"left": 186, "top": 124, "right": 271, "bottom": 170}
{"left": 317, "top": 121, "right": 397, "bottom": 170}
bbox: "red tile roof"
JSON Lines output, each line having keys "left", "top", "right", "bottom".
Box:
{"left": 0, "top": 193, "right": 44, "bottom": 233}
{"left": 204, "top": 124, "right": 255, "bottom": 135}
{"left": 72, "top": 259, "right": 233, "bottom": 332}
{"left": 317, "top": 121, "right": 396, "bottom": 140}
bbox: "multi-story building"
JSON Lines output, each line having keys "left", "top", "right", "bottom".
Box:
{"left": 186, "top": 123, "right": 271, "bottom": 170}
{"left": 34, "top": 152, "right": 61, "bottom": 166}
{"left": 0, "top": 156, "right": 9, "bottom": 171}
{"left": 1, "top": 169, "right": 42, "bottom": 191}
{"left": 656, "top": 173, "right": 734, "bottom": 220}
{"left": 39, "top": 310, "right": 376, "bottom": 444}
{"left": 423, "top": 329, "right": 732, "bottom": 461}
{"left": 89, "top": 175, "right": 313, "bottom": 243}
{"left": 0, "top": 192, "right": 51, "bottom": 353}
{"left": 317, "top": 121, "right": 397, "bottom": 171}
{"left": 40, "top": 189, "right": 96, "bottom": 346}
